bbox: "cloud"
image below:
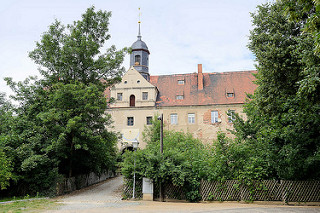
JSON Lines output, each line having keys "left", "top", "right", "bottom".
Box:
{"left": 0, "top": 0, "right": 268, "bottom": 97}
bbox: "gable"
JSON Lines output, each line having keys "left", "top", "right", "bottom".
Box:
{"left": 109, "top": 67, "right": 158, "bottom": 108}
{"left": 114, "top": 67, "right": 156, "bottom": 90}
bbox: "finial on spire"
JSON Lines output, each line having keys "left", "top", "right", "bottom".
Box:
{"left": 138, "top": 8, "right": 142, "bottom": 40}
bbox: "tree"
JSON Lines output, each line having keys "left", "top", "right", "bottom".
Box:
{"left": 1, "top": 6, "right": 126, "bottom": 196}
{"left": 283, "top": 0, "right": 320, "bottom": 53}
{"left": 122, "top": 117, "right": 206, "bottom": 202}
{"left": 29, "top": 6, "right": 126, "bottom": 86}
{"left": 282, "top": 0, "right": 320, "bottom": 111}
{"left": 25, "top": 6, "right": 125, "bottom": 177}
{"left": 122, "top": 118, "right": 273, "bottom": 202}
{"left": 0, "top": 93, "right": 14, "bottom": 190}
{"left": 233, "top": 1, "right": 320, "bottom": 180}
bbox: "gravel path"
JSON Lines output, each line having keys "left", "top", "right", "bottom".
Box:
{"left": 60, "top": 176, "right": 124, "bottom": 203}
{"left": 47, "top": 176, "right": 140, "bottom": 212}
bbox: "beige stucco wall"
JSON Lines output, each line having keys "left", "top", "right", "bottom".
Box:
{"left": 110, "top": 67, "right": 157, "bottom": 108}
{"left": 107, "top": 104, "right": 245, "bottom": 150}
{"left": 107, "top": 107, "right": 158, "bottom": 150}
{"left": 162, "top": 104, "right": 245, "bottom": 144}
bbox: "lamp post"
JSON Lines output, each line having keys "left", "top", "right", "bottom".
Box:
{"left": 157, "top": 114, "right": 164, "bottom": 201}
{"left": 132, "top": 139, "right": 139, "bottom": 199}
{"left": 158, "top": 114, "right": 163, "bottom": 154}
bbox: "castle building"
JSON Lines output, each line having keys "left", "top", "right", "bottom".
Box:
{"left": 106, "top": 26, "right": 256, "bottom": 150}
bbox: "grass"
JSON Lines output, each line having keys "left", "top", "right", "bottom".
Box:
{"left": 0, "top": 198, "right": 61, "bottom": 213}
{"left": 0, "top": 193, "right": 41, "bottom": 202}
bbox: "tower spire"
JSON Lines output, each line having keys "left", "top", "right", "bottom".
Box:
{"left": 130, "top": 7, "right": 150, "bottom": 80}
{"left": 138, "top": 8, "right": 141, "bottom": 40}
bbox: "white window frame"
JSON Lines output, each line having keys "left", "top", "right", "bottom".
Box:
{"left": 117, "top": 93, "right": 122, "bottom": 101}
{"left": 127, "top": 117, "right": 134, "bottom": 126}
{"left": 170, "top": 113, "right": 178, "bottom": 125}
{"left": 228, "top": 110, "right": 236, "bottom": 123}
{"left": 211, "top": 111, "right": 219, "bottom": 123}
{"left": 188, "top": 113, "right": 195, "bottom": 124}
{"left": 142, "top": 92, "right": 148, "bottom": 100}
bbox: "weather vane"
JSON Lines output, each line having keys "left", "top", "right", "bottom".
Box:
{"left": 137, "top": 8, "right": 142, "bottom": 39}
{"left": 138, "top": 8, "right": 141, "bottom": 24}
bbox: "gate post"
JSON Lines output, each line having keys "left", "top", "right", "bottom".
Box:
{"left": 143, "top": 177, "right": 154, "bottom": 201}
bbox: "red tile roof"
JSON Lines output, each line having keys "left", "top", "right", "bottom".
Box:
{"left": 149, "top": 71, "right": 257, "bottom": 107}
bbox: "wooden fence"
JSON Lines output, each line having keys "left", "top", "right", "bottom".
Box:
{"left": 200, "top": 180, "right": 320, "bottom": 202}
{"left": 124, "top": 179, "right": 320, "bottom": 203}
{"left": 153, "top": 182, "right": 186, "bottom": 201}
{"left": 56, "top": 170, "right": 115, "bottom": 196}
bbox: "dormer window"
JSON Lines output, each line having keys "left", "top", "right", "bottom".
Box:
{"left": 178, "top": 80, "right": 185, "bottom": 85}
{"left": 135, "top": 55, "right": 141, "bottom": 65}
{"left": 227, "top": 93, "right": 234, "bottom": 97}
{"left": 176, "top": 95, "right": 184, "bottom": 100}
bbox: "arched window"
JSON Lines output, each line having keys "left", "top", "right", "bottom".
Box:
{"left": 135, "top": 55, "right": 141, "bottom": 65}
{"left": 130, "top": 95, "right": 135, "bottom": 107}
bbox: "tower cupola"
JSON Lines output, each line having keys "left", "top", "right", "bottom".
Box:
{"left": 130, "top": 19, "right": 150, "bottom": 80}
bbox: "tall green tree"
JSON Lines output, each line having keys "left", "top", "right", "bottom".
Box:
{"left": 29, "top": 6, "right": 126, "bottom": 86}
{"left": 1, "top": 6, "right": 126, "bottom": 195}
{"left": 0, "top": 93, "right": 14, "bottom": 190}
{"left": 283, "top": 0, "right": 320, "bottom": 54}
{"left": 234, "top": 2, "right": 320, "bottom": 180}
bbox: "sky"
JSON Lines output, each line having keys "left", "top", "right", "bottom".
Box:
{"left": 0, "top": 0, "right": 268, "bottom": 97}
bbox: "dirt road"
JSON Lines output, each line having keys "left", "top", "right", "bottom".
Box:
{"left": 46, "top": 176, "right": 320, "bottom": 213}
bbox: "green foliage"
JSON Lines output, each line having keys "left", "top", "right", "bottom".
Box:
{"left": 0, "top": 148, "right": 13, "bottom": 190}
{"left": 0, "top": 6, "right": 124, "bottom": 196}
{"left": 2, "top": 77, "right": 118, "bottom": 195}
{"left": 205, "top": 131, "right": 272, "bottom": 186}
{"left": 233, "top": 1, "right": 320, "bottom": 180}
{"left": 0, "top": 93, "right": 14, "bottom": 190}
{"left": 29, "top": 6, "right": 127, "bottom": 86}
{"left": 122, "top": 118, "right": 204, "bottom": 202}
{"left": 283, "top": 0, "right": 320, "bottom": 54}
{"left": 142, "top": 116, "right": 161, "bottom": 144}
{"left": 123, "top": 119, "right": 274, "bottom": 202}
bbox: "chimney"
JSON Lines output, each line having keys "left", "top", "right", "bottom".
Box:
{"left": 198, "top": 64, "right": 203, "bottom": 90}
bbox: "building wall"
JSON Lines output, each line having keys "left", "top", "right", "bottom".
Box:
{"left": 107, "top": 107, "right": 158, "bottom": 149}
{"left": 110, "top": 67, "right": 157, "bottom": 108}
{"left": 106, "top": 67, "right": 254, "bottom": 150}
{"left": 162, "top": 104, "right": 245, "bottom": 144}
{"left": 107, "top": 103, "right": 245, "bottom": 150}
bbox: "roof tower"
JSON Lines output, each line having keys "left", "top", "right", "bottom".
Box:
{"left": 130, "top": 8, "right": 150, "bottom": 81}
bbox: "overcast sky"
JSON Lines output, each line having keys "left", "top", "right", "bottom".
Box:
{"left": 0, "top": 0, "right": 268, "bottom": 97}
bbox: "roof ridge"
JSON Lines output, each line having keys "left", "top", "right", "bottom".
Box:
{"left": 150, "top": 70, "right": 257, "bottom": 78}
